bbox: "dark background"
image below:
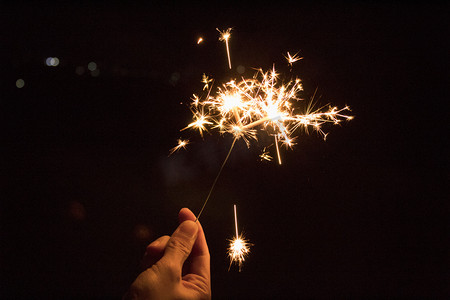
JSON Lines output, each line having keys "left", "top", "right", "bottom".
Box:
{"left": 2, "top": 2, "right": 448, "bottom": 299}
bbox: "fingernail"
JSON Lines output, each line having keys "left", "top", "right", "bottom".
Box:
{"left": 145, "top": 240, "right": 159, "bottom": 253}
{"left": 149, "top": 239, "right": 160, "bottom": 247}
{"left": 178, "top": 220, "right": 198, "bottom": 238}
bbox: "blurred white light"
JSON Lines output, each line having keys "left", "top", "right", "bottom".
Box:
{"left": 45, "top": 57, "right": 60, "bottom": 67}
{"left": 51, "top": 57, "right": 59, "bottom": 66}
{"left": 16, "top": 79, "right": 25, "bottom": 88}
{"left": 88, "top": 62, "right": 97, "bottom": 71}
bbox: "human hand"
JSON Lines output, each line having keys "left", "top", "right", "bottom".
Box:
{"left": 125, "top": 208, "right": 211, "bottom": 300}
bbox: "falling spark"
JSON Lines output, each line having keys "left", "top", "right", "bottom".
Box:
{"left": 259, "top": 147, "right": 273, "bottom": 161}
{"left": 169, "top": 139, "right": 189, "bottom": 155}
{"left": 201, "top": 73, "right": 213, "bottom": 90}
{"left": 217, "top": 28, "right": 232, "bottom": 69}
{"left": 228, "top": 204, "right": 251, "bottom": 272}
{"left": 182, "top": 107, "right": 213, "bottom": 138}
{"left": 197, "top": 37, "right": 204, "bottom": 44}
{"left": 284, "top": 51, "right": 303, "bottom": 66}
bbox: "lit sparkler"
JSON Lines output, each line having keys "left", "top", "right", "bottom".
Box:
{"left": 174, "top": 30, "right": 352, "bottom": 221}
{"left": 170, "top": 29, "right": 353, "bottom": 269}
{"left": 228, "top": 204, "right": 251, "bottom": 272}
{"left": 182, "top": 65, "right": 353, "bottom": 165}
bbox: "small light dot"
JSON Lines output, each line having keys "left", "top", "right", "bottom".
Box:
{"left": 16, "top": 79, "right": 25, "bottom": 88}
{"left": 88, "top": 62, "right": 97, "bottom": 71}
{"left": 237, "top": 65, "right": 245, "bottom": 74}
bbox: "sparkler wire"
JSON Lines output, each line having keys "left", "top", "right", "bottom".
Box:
{"left": 195, "top": 137, "right": 238, "bottom": 221}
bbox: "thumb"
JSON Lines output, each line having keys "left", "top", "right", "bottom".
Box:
{"left": 162, "top": 220, "right": 199, "bottom": 270}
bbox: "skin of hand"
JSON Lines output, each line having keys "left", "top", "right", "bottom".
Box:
{"left": 125, "top": 208, "right": 211, "bottom": 300}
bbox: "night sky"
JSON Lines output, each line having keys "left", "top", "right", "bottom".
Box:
{"left": 2, "top": 2, "right": 448, "bottom": 299}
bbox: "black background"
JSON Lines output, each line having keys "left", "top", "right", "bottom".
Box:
{"left": 2, "top": 2, "right": 448, "bottom": 299}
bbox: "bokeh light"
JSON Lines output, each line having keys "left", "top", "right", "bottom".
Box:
{"left": 87, "top": 61, "right": 97, "bottom": 71}
{"left": 45, "top": 57, "right": 60, "bottom": 67}
{"left": 15, "top": 78, "right": 25, "bottom": 88}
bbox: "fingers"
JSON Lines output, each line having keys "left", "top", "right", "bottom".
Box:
{"left": 141, "top": 235, "right": 170, "bottom": 270}
{"left": 162, "top": 220, "right": 199, "bottom": 271}
{"left": 178, "top": 208, "right": 209, "bottom": 256}
{"left": 178, "top": 207, "right": 196, "bottom": 223}
{"left": 178, "top": 208, "right": 210, "bottom": 280}
{"left": 146, "top": 235, "right": 170, "bottom": 254}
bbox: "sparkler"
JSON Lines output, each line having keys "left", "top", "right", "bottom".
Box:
{"left": 176, "top": 28, "right": 352, "bottom": 217}
{"left": 228, "top": 204, "right": 251, "bottom": 272}
{"left": 176, "top": 29, "right": 352, "bottom": 218}
{"left": 183, "top": 66, "right": 353, "bottom": 166}
{"left": 171, "top": 28, "right": 353, "bottom": 269}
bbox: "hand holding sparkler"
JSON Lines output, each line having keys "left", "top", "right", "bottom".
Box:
{"left": 125, "top": 208, "right": 211, "bottom": 300}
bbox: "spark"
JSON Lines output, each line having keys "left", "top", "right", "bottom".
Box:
{"left": 182, "top": 108, "right": 212, "bottom": 138}
{"left": 191, "top": 94, "right": 200, "bottom": 107}
{"left": 228, "top": 204, "right": 251, "bottom": 272}
{"left": 180, "top": 66, "right": 352, "bottom": 164}
{"left": 259, "top": 147, "right": 273, "bottom": 161}
{"left": 197, "top": 37, "right": 204, "bottom": 44}
{"left": 217, "top": 28, "right": 232, "bottom": 69}
{"left": 201, "top": 73, "right": 213, "bottom": 91}
{"left": 284, "top": 51, "right": 303, "bottom": 66}
{"left": 169, "top": 139, "right": 189, "bottom": 155}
